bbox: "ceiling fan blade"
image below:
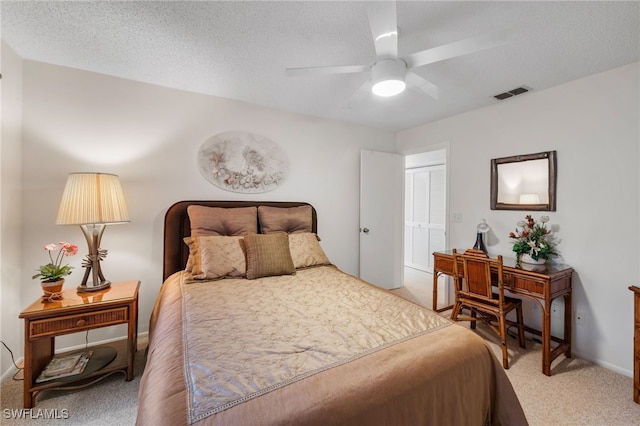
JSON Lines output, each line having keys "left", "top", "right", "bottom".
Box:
{"left": 286, "top": 64, "right": 369, "bottom": 77}
{"left": 366, "top": 1, "right": 398, "bottom": 58}
{"left": 340, "top": 81, "right": 372, "bottom": 110}
{"left": 406, "top": 71, "right": 439, "bottom": 100}
{"left": 404, "top": 29, "right": 513, "bottom": 69}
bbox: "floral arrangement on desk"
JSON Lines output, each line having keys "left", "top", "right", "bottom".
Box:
{"left": 509, "top": 215, "right": 558, "bottom": 263}
{"left": 32, "top": 242, "right": 78, "bottom": 282}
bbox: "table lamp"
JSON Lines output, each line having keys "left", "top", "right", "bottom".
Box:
{"left": 472, "top": 219, "right": 490, "bottom": 255}
{"left": 56, "top": 173, "right": 130, "bottom": 292}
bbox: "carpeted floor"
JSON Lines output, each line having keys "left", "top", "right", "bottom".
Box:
{"left": 1, "top": 346, "right": 145, "bottom": 425}
{"left": 398, "top": 267, "right": 640, "bottom": 425}
{"left": 1, "top": 270, "right": 639, "bottom": 425}
{"left": 472, "top": 322, "right": 639, "bottom": 425}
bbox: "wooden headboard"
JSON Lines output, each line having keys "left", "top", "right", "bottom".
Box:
{"left": 163, "top": 200, "right": 317, "bottom": 281}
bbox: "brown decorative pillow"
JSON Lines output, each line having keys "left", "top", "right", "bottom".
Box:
{"left": 184, "top": 236, "right": 246, "bottom": 280}
{"left": 258, "top": 205, "right": 312, "bottom": 234}
{"left": 188, "top": 205, "right": 258, "bottom": 236}
{"left": 288, "top": 233, "right": 331, "bottom": 269}
{"left": 244, "top": 232, "right": 295, "bottom": 280}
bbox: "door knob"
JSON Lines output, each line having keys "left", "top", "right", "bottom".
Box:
{"left": 361, "top": 227, "right": 370, "bottom": 234}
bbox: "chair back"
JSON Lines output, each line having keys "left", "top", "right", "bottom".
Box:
{"left": 452, "top": 249, "right": 505, "bottom": 304}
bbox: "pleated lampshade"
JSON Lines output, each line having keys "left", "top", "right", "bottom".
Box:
{"left": 56, "top": 173, "right": 130, "bottom": 225}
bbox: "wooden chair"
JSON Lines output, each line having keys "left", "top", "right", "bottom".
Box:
{"left": 450, "top": 249, "right": 526, "bottom": 369}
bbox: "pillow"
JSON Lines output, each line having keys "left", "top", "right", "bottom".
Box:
{"left": 188, "top": 205, "right": 258, "bottom": 236}
{"left": 244, "top": 232, "right": 295, "bottom": 280}
{"left": 184, "top": 235, "right": 246, "bottom": 280}
{"left": 288, "top": 233, "right": 331, "bottom": 269}
{"left": 258, "top": 205, "right": 313, "bottom": 234}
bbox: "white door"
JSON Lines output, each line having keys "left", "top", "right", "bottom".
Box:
{"left": 359, "top": 150, "right": 404, "bottom": 290}
{"left": 425, "top": 165, "right": 446, "bottom": 271}
{"left": 404, "top": 168, "right": 430, "bottom": 271}
{"left": 404, "top": 165, "right": 446, "bottom": 272}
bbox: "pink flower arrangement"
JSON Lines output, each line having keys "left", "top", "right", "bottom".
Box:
{"left": 32, "top": 242, "right": 79, "bottom": 282}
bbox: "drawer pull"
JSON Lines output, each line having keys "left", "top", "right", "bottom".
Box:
{"left": 76, "top": 319, "right": 86, "bottom": 327}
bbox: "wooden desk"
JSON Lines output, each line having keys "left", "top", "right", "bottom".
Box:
{"left": 433, "top": 251, "right": 573, "bottom": 376}
{"left": 19, "top": 280, "right": 140, "bottom": 408}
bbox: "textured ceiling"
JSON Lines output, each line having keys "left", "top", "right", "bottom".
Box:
{"left": 2, "top": 1, "right": 639, "bottom": 132}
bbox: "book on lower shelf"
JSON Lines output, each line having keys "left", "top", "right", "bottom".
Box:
{"left": 36, "top": 350, "right": 93, "bottom": 383}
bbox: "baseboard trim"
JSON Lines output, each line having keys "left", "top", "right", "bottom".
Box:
{"left": 572, "top": 349, "right": 633, "bottom": 378}
{"left": 1, "top": 360, "right": 22, "bottom": 385}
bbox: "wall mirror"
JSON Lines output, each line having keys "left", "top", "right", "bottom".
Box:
{"left": 490, "top": 151, "right": 557, "bottom": 211}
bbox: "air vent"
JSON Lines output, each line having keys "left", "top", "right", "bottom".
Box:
{"left": 494, "top": 86, "right": 531, "bottom": 101}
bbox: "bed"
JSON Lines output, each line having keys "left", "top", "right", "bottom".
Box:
{"left": 136, "top": 200, "right": 527, "bottom": 426}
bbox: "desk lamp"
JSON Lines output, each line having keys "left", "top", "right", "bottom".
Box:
{"left": 56, "top": 173, "right": 130, "bottom": 292}
{"left": 472, "top": 219, "right": 490, "bottom": 255}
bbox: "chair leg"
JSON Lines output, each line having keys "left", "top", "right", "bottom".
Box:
{"left": 516, "top": 303, "right": 526, "bottom": 349}
{"left": 470, "top": 308, "right": 477, "bottom": 329}
{"left": 450, "top": 301, "right": 461, "bottom": 321}
{"left": 499, "top": 313, "right": 509, "bottom": 369}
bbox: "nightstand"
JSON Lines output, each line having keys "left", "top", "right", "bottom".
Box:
{"left": 19, "top": 280, "right": 140, "bottom": 408}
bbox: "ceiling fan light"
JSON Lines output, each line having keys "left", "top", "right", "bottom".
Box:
{"left": 372, "top": 79, "right": 406, "bottom": 97}
{"left": 371, "top": 58, "right": 406, "bottom": 97}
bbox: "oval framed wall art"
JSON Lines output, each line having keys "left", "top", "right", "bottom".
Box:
{"left": 197, "top": 131, "right": 289, "bottom": 193}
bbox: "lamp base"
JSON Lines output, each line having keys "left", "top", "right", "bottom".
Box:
{"left": 77, "top": 280, "right": 111, "bottom": 293}
{"left": 472, "top": 232, "right": 488, "bottom": 255}
{"left": 78, "top": 224, "right": 112, "bottom": 292}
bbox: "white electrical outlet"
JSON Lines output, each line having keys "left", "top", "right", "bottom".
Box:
{"left": 576, "top": 311, "right": 586, "bottom": 326}
{"left": 452, "top": 213, "right": 462, "bottom": 223}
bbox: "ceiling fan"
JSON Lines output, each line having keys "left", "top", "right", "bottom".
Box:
{"left": 286, "top": 1, "right": 511, "bottom": 105}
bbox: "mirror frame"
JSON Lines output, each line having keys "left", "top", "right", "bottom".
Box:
{"left": 490, "top": 150, "right": 557, "bottom": 211}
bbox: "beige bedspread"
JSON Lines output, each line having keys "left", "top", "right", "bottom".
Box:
{"left": 137, "top": 266, "right": 528, "bottom": 426}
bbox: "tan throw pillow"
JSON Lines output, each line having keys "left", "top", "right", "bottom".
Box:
{"left": 188, "top": 205, "right": 258, "bottom": 236}
{"left": 244, "top": 233, "right": 295, "bottom": 280}
{"left": 258, "top": 205, "right": 313, "bottom": 234}
{"left": 288, "top": 233, "right": 331, "bottom": 269}
{"left": 184, "top": 236, "right": 246, "bottom": 280}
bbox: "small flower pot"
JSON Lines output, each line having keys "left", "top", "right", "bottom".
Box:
{"left": 41, "top": 279, "right": 64, "bottom": 300}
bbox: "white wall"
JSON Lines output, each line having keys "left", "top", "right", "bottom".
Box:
{"left": 0, "top": 42, "right": 24, "bottom": 380}
{"left": 18, "top": 61, "right": 395, "bottom": 351}
{"left": 397, "top": 62, "right": 640, "bottom": 375}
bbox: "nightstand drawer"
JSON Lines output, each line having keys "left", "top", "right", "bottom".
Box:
{"left": 29, "top": 307, "right": 129, "bottom": 338}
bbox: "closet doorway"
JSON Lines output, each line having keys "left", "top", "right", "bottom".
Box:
{"left": 404, "top": 164, "right": 446, "bottom": 272}
{"left": 403, "top": 149, "right": 447, "bottom": 307}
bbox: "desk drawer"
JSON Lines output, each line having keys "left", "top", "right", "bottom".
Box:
{"left": 29, "top": 307, "right": 129, "bottom": 339}
{"left": 434, "top": 255, "right": 455, "bottom": 274}
{"left": 507, "top": 275, "right": 545, "bottom": 296}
